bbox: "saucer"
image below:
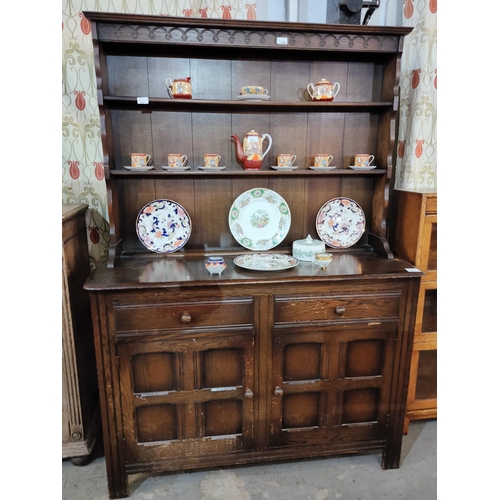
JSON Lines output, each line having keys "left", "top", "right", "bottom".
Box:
{"left": 198, "top": 166, "right": 227, "bottom": 171}
{"left": 124, "top": 166, "right": 154, "bottom": 171}
{"left": 161, "top": 166, "right": 190, "bottom": 171}
{"left": 271, "top": 166, "right": 299, "bottom": 171}
{"left": 349, "top": 165, "right": 377, "bottom": 170}
{"left": 309, "top": 166, "right": 337, "bottom": 171}
{"left": 236, "top": 94, "right": 271, "bottom": 101}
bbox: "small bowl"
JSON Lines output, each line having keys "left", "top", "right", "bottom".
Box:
{"left": 240, "top": 85, "right": 268, "bottom": 95}
{"left": 313, "top": 252, "right": 332, "bottom": 270}
{"left": 205, "top": 256, "right": 227, "bottom": 275}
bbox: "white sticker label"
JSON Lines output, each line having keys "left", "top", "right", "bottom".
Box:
{"left": 405, "top": 268, "right": 422, "bottom": 273}
{"left": 137, "top": 97, "right": 149, "bottom": 104}
{"left": 276, "top": 37, "right": 288, "bottom": 45}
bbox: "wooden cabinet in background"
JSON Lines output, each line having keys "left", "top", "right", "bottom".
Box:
{"left": 391, "top": 189, "right": 437, "bottom": 432}
{"left": 62, "top": 204, "right": 101, "bottom": 463}
{"left": 83, "top": 13, "right": 420, "bottom": 498}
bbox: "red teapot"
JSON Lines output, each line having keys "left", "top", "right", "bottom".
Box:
{"left": 231, "top": 129, "right": 272, "bottom": 171}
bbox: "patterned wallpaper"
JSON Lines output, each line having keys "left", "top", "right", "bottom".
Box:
{"left": 62, "top": 0, "right": 256, "bottom": 270}
{"left": 395, "top": 0, "right": 437, "bottom": 190}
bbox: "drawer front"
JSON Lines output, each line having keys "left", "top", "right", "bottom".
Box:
{"left": 113, "top": 296, "right": 254, "bottom": 334}
{"left": 425, "top": 195, "right": 437, "bottom": 214}
{"left": 274, "top": 291, "right": 401, "bottom": 325}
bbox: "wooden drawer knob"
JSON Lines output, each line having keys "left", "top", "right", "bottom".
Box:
{"left": 274, "top": 386, "right": 283, "bottom": 397}
{"left": 335, "top": 306, "right": 346, "bottom": 316}
{"left": 244, "top": 389, "right": 254, "bottom": 400}
{"left": 181, "top": 313, "right": 192, "bottom": 323}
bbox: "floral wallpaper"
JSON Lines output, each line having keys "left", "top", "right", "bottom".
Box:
{"left": 62, "top": 0, "right": 257, "bottom": 270}
{"left": 395, "top": 0, "right": 437, "bottom": 190}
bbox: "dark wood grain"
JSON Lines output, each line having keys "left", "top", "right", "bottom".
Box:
{"left": 85, "top": 13, "right": 416, "bottom": 498}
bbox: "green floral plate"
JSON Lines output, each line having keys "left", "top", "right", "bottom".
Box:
{"left": 228, "top": 188, "right": 291, "bottom": 250}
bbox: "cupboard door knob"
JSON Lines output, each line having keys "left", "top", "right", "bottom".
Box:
{"left": 244, "top": 389, "right": 254, "bottom": 400}
{"left": 335, "top": 306, "right": 346, "bottom": 316}
{"left": 274, "top": 386, "right": 283, "bottom": 397}
{"left": 181, "top": 313, "right": 192, "bottom": 323}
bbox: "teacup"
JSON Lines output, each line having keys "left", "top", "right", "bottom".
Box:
{"left": 277, "top": 154, "right": 297, "bottom": 168}
{"left": 354, "top": 154, "right": 375, "bottom": 167}
{"left": 131, "top": 153, "right": 151, "bottom": 167}
{"left": 240, "top": 86, "right": 269, "bottom": 95}
{"left": 204, "top": 154, "right": 221, "bottom": 168}
{"left": 167, "top": 154, "right": 188, "bottom": 168}
{"left": 314, "top": 154, "right": 333, "bottom": 167}
{"left": 313, "top": 253, "right": 333, "bottom": 270}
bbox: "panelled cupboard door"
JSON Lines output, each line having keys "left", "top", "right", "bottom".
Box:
{"left": 118, "top": 332, "right": 256, "bottom": 465}
{"left": 270, "top": 322, "right": 397, "bottom": 448}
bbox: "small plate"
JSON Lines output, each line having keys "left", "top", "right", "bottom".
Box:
{"left": 271, "top": 166, "right": 299, "bottom": 171}
{"left": 309, "top": 166, "right": 337, "bottom": 171}
{"left": 136, "top": 199, "right": 191, "bottom": 253}
{"left": 234, "top": 253, "right": 299, "bottom": 271}
{"left": 124, "top": 166, "right": 154, "bottom": 171}
{"left": 236, "top": 94, "right": 271, "bottom": 101}
{"left": 316, "top": 197, "right": 365, "bottom": 249}
{"left": 161, "top": 166, "right": 191, "bottom": 171}
{"left": 348, "top": 165, "right": 377, "bottom": 170}
{"left": 198, "top": 166, "right": 227, "bottom": 171}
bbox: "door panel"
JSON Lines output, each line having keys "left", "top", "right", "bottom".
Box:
{"left": 119, "top": 331, "right": 255, "bottom": 464}
{"left": 271, "top": 322, "right": 396, "bottom": 447}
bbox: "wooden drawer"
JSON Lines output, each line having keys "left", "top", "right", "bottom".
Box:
{"left": 274, "top": 290, "right": 401, "bottom": 325}
{"left": 112, "top": 296, "right": 254, "bottom": 334}
{"left": 425, "top": 196, "right": 437, "bottom": 214}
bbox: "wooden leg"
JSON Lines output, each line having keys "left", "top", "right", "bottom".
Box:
{"left": 403, "top": 415, "right": 410, "bottom": 435}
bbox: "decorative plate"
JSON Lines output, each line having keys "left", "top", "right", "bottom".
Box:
{"left": 348, "top": 165, "right": 377, "bottom": 170}
{"left": 316, "top": 197, "right": 365, "bottom": 249}
{"left": 236, "top": 94, "right": 271, "bottom": 101}
{"left": 136, "top": 199, "right": 191, "bottom": 253}
{"left": 234, "top": 253, "right": 299, "bottom": 271}
{"left": 124, "top": 166, "right": 155, "bottom": 171}
{"left": 198, "top": 166, "right": 227, "bottom": 171}
{"left": 229, "top": 188, "right": 291, "bottom": 250}
{"left": 309, "top": 166, "right": 337, "bottom": 171}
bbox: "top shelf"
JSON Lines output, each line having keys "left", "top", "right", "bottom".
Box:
{"left": 103, "top": 96, "right": 393, "bottom": 113}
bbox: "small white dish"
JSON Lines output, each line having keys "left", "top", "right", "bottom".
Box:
{"left": 271, "top": 166, "right": 298, "bottom": 171}
{"left": 161, "top": 166, "right": 191, "bottom": 171}
{"left": 124, "top": 166, "right": 155, "bottom": 171}
{"left": 236, "top": 94, "right": 271, "bottom": 101}
{"left": 309, "top": 166, "right": 337, "bottom": 171}
{"left": 349, "top": 165, "right": 377, "bottom": 170}
{"left": 198, "top": 166, "right": 227, "bottom": 171}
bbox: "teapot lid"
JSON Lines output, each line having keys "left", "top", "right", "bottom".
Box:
{"left": 246, "top": 129, "right": 259, "bottom": 136}
{"left": 316, "top": 78, "right": 332, "bottom": 85}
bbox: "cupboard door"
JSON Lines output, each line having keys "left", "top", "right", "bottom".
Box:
{"left": 270, "top": 323, "right": 397, "bottom": 448}
{"left": 118, "top": 331, "right": 255, "bottom": 465}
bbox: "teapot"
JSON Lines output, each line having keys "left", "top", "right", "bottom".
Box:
{"left": 231, "top": 129, "right": 272, "bottom": 170}
{"left": 166, "top": 77, "right": 192, "bottom": 99}
{"left": 307, "top": 78, "right": 340, "bottom": 102}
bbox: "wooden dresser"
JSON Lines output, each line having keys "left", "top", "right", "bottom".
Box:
{"left": 62, "top": 204, "right": 100, "bottom": 463}
{"left": 83, "top": 13, "right": 420, "bottom": 498}
{"left": 392, "top": 189, "right": 437, "bottom": 432}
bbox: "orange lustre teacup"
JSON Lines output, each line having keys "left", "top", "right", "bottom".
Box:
{"left": 354, "top": 154, "right": 375, "bottom": 167}
{"left": 277, "top": 154, "right": 297, "bottom": 167}
{"left": 204, "top": 154, "right": 221, "bottom": 167}
{"left": 167, "top": 154, "right": 188, "bottom": 168}
{"left": 240, "top": 86, "right": 269, "bottom": 95}
{"left": 131, "top": 153, "right": 151, "bottom": 167}
{"left": 314, "top": 154, "right": 333, "bottom": 167}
